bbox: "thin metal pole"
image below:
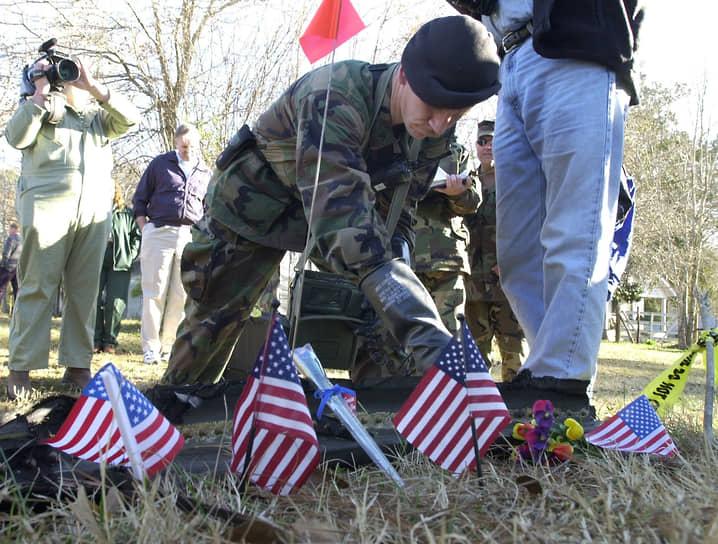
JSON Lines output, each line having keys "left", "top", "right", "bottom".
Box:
{"left": 289, "top": 19, "right": 341, "bottom": 354}
{"left": 704, "top": 335, "right": 715, "bottom": 453}
{"left": 457, "top": 315, "right": 482, "bottom": 480}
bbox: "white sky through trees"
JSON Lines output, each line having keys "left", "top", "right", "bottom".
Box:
{"left": 0, "top": 0, "right": 714, "bottom": 170}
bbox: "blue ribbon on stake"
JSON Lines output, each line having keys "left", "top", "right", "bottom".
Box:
{"left": 314, "top": 385, "right": 356, "bottom": 419}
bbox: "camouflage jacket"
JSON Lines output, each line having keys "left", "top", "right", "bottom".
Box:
{"left": 466, "top": 180, "right": 499, "bottom": 287}
{"left": 413, "top": 185, "right": 479, "bottom": 274}
{"left": 207, "top": 61, "right": 452, "bottom": 281}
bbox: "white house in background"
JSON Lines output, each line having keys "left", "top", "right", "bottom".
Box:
{"left": 607, "top": 278, "right": 678, "bottom": 341}
{"left": 637, "top": 277, "right": 677, "bottom": 318}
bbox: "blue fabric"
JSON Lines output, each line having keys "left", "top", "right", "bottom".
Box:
{"left": 493, "top": 41, "right": 630, "bottom": 382}
{"left": 314, "top": 385, "right": 356, "bottom": 420}
{"left": 607, "top": 168, "right": 635, "bottom": 301}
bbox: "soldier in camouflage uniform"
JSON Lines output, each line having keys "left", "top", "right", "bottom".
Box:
{"left": 161, "top": 16, "right": 501, "bottom": 386}
{"left": 414, "top": 142, "right": 478, "bottom": 334}
{"left": 465, "top": 120, "right": 526, "bottom": 382}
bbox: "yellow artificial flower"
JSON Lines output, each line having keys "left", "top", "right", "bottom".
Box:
{"left": 564, "top": 418, "right": 584, "bottom": 441}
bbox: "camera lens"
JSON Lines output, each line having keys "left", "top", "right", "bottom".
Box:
{"left": 57, "top": 59, "right": 79, "bottom": 82}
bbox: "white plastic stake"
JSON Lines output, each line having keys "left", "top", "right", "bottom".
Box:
{"left": 100, "top": 368, "right": 145, "bottom": 480}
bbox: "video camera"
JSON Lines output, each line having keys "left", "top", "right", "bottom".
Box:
{"left": 20, "top": 38, "right": 80, "bottom": 97}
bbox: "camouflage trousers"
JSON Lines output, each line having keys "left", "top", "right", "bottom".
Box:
{"left": 465, "top": 296, "right": 525, "bottom": 382}
{"left": 416, "top": 269, "right": 467, "bottom": 335}
{"left": 161, "top": 216, "right": 284, "bottom": 385}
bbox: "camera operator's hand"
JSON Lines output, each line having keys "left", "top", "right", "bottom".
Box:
{"left": 68, "top": 57, "right": 109, "bottom": 104}
{"left": 30, "top": 59, "right": 52, "bottom": 107}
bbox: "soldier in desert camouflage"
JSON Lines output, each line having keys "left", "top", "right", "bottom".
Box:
{"left": 465, "top": 120, "right": 526, "bottom": 382}
{"left": 161, "top": 15, "right": 501, "bottom": 386}
{"left": 414, "top": 141, "right": 478, "bottom": 334}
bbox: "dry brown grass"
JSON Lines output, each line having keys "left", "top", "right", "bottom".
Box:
{"left": 1, "top": 315, "right": 717, "bottom": 543}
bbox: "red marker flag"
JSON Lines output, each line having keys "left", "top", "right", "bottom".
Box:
{"left": 299, "top": 0, "right": 366, "bottom": 63}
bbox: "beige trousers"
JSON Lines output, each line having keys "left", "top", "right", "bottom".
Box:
{"left": 10, "top": 190, "right": 111, "bottom": 371}
{"left": 140, "top": 223, "right": 192, "bottom": 356}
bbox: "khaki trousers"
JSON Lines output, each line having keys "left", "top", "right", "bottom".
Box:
{"left": 10, "top": 190, "right": 110, "bottom": 371}
{"left": 140, "top": 223, "right": 192, "bottom": 355}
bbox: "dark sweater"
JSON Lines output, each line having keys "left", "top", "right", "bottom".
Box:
{"left": 132, "top": 150, "right": 212, "bottom": 227}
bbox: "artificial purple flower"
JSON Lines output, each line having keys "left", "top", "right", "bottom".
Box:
{"left": 533, "top": 399, "right": 554, "bottom": 422}
{"left": 525, "top": 427, "right": 550, "bottom": 461}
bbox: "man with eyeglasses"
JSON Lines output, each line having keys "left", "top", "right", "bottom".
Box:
{"left": 465, "top": 120, "right": 525, "bottom": 382}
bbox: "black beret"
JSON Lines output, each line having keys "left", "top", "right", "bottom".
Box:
{"left": 401, "top": 15, "right": 501, "bottom": 109}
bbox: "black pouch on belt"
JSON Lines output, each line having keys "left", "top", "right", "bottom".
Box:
{"left": 215, "top": 124, "right": 256, "bottom": 171}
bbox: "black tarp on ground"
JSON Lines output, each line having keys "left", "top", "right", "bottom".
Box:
{"left": 0, "top": 377, "right": 596, "bottom": 486}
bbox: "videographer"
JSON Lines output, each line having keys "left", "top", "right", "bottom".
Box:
{"left": 4, "top": 42, "right": 139, "bottom": 398}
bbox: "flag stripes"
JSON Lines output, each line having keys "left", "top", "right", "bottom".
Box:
{"left": 44, "top": 363, "right": 184, "bottom": 478}
{"left": 462, "top": 321, "right": 511, "bottom": 457}
{"left": 230, "top": 315, "right": 320, "bottom": 495}
{"left": 393, "top": 341, "right": 477, "bottom": 475}
{"left": 586, "top": 394, "right": 677, "bottom": 457}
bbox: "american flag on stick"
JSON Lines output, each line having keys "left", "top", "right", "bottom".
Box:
{"left": 230, "top": 314, "right": 320, "bottom": 495}
{"left": 461, "top": 321, "right": 511, "bottom": 457}
{"left": 44, "top": 363, "right": 184, "bottom": 479}
{"left": 393, "top": 336, "right": 476, "bottom": 476}
{"left": 585, "top": 394, "right": 678, "bottom": 456}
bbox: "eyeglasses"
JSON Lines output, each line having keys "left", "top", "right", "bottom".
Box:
{"left": 477, "top": 137, "right": 493, "bottom": 146}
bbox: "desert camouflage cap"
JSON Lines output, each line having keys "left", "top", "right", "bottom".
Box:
{"left": 477, "top": 119, "right": 495, "bottom": 138}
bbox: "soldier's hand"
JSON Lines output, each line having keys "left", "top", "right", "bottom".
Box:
{"left": 434, "top": 173, "right": 468, "bottom": 196}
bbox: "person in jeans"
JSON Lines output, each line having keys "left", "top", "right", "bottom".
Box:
{"left": 0, "top": 222, "right": 22, "bottom": 312}
{"left": 445, "top": 0, "right": 644, "bottom": 400}
{"left": 94, "top": 183, "right": 141, "bottom": 354}
{"left": 132, "top": 124, "right": 211, "bottom": 365}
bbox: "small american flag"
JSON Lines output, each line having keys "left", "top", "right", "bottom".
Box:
{"left": 585, "top": 394, "right": 678, "bottom": 456}
{"left": 461, "top": 321, "right": 511, "bottom": 457}
{"left": 230, "top": 315, "right": 320, "bottom": 495}
{"left": 44, "top": 363, "right": 184, "bottom": 478}
{"left": 393, "top": 336, "right": 476, "bottom": 476}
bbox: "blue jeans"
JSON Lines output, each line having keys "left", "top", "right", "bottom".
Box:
{"left": 493, "top": 41, "right": 630, "bottom": 382}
